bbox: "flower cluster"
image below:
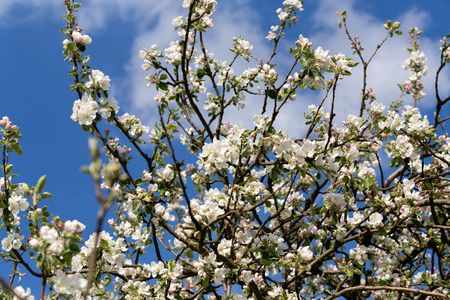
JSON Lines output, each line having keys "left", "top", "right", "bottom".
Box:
{"left": 400, "top": 27, "right": 427, "bottom": 102}
{"left": 70, "top": 94, "right": 99, "bottom": 125}
{"left": 86, "top": 70, "right": 111, "bottom": 91}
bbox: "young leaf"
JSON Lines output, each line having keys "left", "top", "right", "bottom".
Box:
{"left": 35, "top": 175, "right": 47, "bottom": 195}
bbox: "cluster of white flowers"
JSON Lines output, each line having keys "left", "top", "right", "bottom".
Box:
{"left": 386, "top": 135, "right": 416, "bottom": 159}
{"left": 402, "top": 105, "right": 430, "bottom": 134}
{"left": 296, "top": 34, "right": 312, "bottom": 48}
{"left": 402, "top": 50, "right": 427, "bottom": 76}
{"left": 298, "top": 246, "right": 314, "bottom": 261}
{"left": 194, "top": 49, "right": 214, "bottom": 67}
{"left": 333, "top": 53, "right": 352, "bottom": 73}
{"left": 86, "top": 70, "right": 111, "bottom": 91}
{"left": 140, "top": 44, "right": 162, "bottom": 71}
{"left": 203, "top": 93, "right": 219, "bottom": 111}
{"left": 400, "top": 28, "right": 428, "bottom": 100}
{"left": 51, "top": 269, "right": 87, "bottom": 296}
{"left": 257, "top": 64, "right": 278, "bottom": 85}
{"left": 283, "top": 0, "right": 303, "bottom": 10}
{"left": 62, "top": 31, "right": 92, "bottom": 49}
{"left": 366, "top": 212, "right": 383, "bottom": 228}
{"left": 77, "top": 231, "right": 127, "bottom": 271}
{"left": 266, "top": 25, "right": 279, "bottom": 41}
{"left": 379, "top": 111, "right": 405, "bottom": 132}
{"left": 65, "top": 220, "right": 86, "bottom": 234}
{"left": 164, "top": 41, "right": 183, "bottom": 65}
{"left": 118, "top": 113, "right": 149, "bottom": 137}
{"left": 216, "top": 61, "right": 233, "bottom": 86}
{"left": 13, "top": 286, "right": 35, "bottom": 300}
{"left": 233, "top": 37, "right": 253, "bottom": 56}
{"left": 276, "top": 0, "right": 302, "bottom": 23}
{"left": 98, "top": 97, "right": 119, "bottom": 119}
{"left": 349, "top": 244, "right": 368, "bottom": 265}
{"left": 1, "top": 231, "right": 24, "bottom": 252}
{"left": 198, "top": 138, "right": 240, "bottom": 173}
{"left": 324, "top": 193, "right": 347, "bottom": 212}
{"left": 39, "top": 225, "right": 65, "bottom": 254}
{"left": 272, "top": 134, "right": 316, "bottom": 169}
{"left": 315, "top": 47, "right": 331, "bottom": 70}
{"left": 8, "top": 191, "right": 29, "bottom": 217}
{"left": 253, "top": 233, "right": 289, "bottom": 256}
{"left": 70, "top": 94, "right": 99, "bottom": 126}
{"left": 370, "top": 101, "right": 386, "bottom": 115}
{"left": 71, "top": 31, "right": 92, "bottom": 44}
{"left": 155, "top": 202, "right": 176, "bottom": 222}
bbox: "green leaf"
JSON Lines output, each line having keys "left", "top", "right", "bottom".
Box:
{"left": 378, "top": 227, "right": 387, "bottom": 236}
{"left": 100, "top": 239, "right": 110, "bottom": 250}
{"left": 363, "top": 177, "right": 372, "bottom": 188}
{"left": 196, "top": 68, "right": 206, "bottom": 79}
{"left": 267, "top": 89, "right": 278, "bottom": 99}
{"left": 303, "top": 237, "right": 310, "bottom": 246}
{"left": 67, "top": 42, "right": 74, "bottom": 51}
{"left": 41, "top": 192, "right": 53, "bottom": 199}
{"left": 158, "top": 82, "right": 168, "bottom": 91}
{"left": 152, "top": 61, "right": 161, "bottom": 69}
{"left": 353, "top": 268, "right": 363, "bottom": 275}
{"left": 35, "top": 175, "right": 47, "bottom": 195}
{"left": 332, "top": 211, "right": 338, "bottom": 224}
{"left": 324, "top": 239, "right": 331, "bottom": 250}
{"left": 412, "top": 219, "right": 422, "bottom": 227}
{"left": 104, "top": 274, "right": 112, "bottom": 286}
{"left": 12, "top": 144, "right": 22, "bottom": 156}
{"left": 169, "top": 259, "right": 176, "bottom": 271}
{"left": 345, "top": 269, "right": 353, "bottom": 277}
{"left": 36, "top": 253, "right": 44, "bottom": 269}
{"left": 300, "top": 59, "right": 309, "bottom": 68}
{"left": 22, "top": 183, "right": 30, "bottom": 196}
{"left": 132, "top": 201, "right": 140, "bottom": 212}
{"left": 166, "top": 124, "right": 177, "bottom": 130}
{"left": 12, "top": 131, "right": 22, "bottom": 139}
{"left": 185, "top": 249, "right": 194, "bottom": 259}
{"left": 347, "top": 61, "right": 359, "bottom": 67}
{"left": 69, "top": 243, "right": 80, "bottom": 252}
{"left": 202, "top": 277, "right": 209, "bottom": 288}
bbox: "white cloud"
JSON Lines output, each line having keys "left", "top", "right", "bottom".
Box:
{"left": 78, "top": 0, "right": 180, "bottom": 32}
{"left": 0, "top": 0, "right": 61, "bottom": 27}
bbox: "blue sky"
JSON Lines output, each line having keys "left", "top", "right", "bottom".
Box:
{"left": 1, "top": 0, "right": 449, "bottom": 295}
